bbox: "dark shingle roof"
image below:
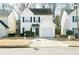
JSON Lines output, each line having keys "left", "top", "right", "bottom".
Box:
{"left": 29, "top": 8, "right": 53, "bottom": 15}
{"left": 0, "top": 20, "right": 9, "bottom": 28}
{"left": 65, "top": 9, "right": 75, "bottom": 15}
{"left": 0, "top": 10, "right": 10, "bottom": 16}
{"left": 64, "top": 7, "right": 77, "bottom": 15}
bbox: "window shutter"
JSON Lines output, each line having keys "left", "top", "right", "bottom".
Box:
{"left": 34, "top": 17, "right": 35, "bottom": 22}
{"left": 38, "top": 17, "right": 40, "bottom": 22}
{"left": 30, "top": 17, "right": 32, "bottom": 22}
{"left": 23, "top": 17, "right": 24, "bottom": 22}
{"left": 72, "top": 28, "right": 74, "bottom": 33}
{"left": 72, "top": 16, "right": 74, "bottom": 22}
{"left": 30, "top": 28, "right": 32, "bottom": 32}
{"left": 23, "top": 27, "right": 24, "bottom": 34}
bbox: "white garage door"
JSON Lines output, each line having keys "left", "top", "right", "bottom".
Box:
{"left": 41, "top": 28, "right": 54, "bottom": 37}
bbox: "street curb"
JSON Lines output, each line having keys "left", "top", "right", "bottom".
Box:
{"left": 69, "top": 46, "right": 79, "bottom": 47}
{"left": 0, "top": 46, "right": 30, "bottom": 48}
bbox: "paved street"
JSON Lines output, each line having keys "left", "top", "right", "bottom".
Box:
{"left": 0, "top": 47, "right": 79, "bottom": 55}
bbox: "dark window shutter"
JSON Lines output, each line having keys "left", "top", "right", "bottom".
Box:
{"left": 38, "top": 17, "right": 40, "bottom": 22}
{"left": 34, "top": 17, "right": 35, "bottom": 22}
{"left": 30, "top": 17, "right": 32, "bottom": 22}
{"left": 30, "top": 28, "right": 32, "bottom": 32}
{"left": 72, "top": 28, "right": 74, "bottom": 33}
{"left": 23, "top": 27, "right": 24, "bottom": 34}
{"left": 72, "top": 16, "right": 74, "bottom": 22}
{"left": 23, "top": 17, "right": 24, "bottom": 22}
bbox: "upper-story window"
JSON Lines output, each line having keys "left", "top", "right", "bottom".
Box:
{"left": 23, "top": 17, "right": 31, "bottom": 22}
{"left": 22, "top": 16, "right": 40, "bottom": 23}
{"left": 35, "top": 17, "right": 39, "bottom": 22}
{"left": 72, "top": 16, "right": 78, "bottom": 22}
{"left": 33, "top": 17, "right": 40, "bottom": 23}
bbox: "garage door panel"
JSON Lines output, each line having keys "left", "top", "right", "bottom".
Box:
{"left": 40, "top": 28, "right": 54, "bottom": 37}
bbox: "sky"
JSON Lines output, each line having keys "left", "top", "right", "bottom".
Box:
{"left": 0, "top": 3, "right": 75, "bottom": 20}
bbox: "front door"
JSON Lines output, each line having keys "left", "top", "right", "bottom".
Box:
{"left": 35, "top": 28, "right": 39, "bottom": 36}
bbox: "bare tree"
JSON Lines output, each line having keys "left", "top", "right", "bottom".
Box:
{"left": 41, "top": 3, "right": 46, "bottom": 8}
{"left": 14, "top": 3, "right": 29, "bottom": 14}
{"left": 48, "top": 3, "right": 57, "bottom": 19}
{"left": 52, "top": 3, "right": 56, "bottom": 18}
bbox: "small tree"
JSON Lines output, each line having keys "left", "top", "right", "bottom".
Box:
{"left": 55, "top": 29, "right": 61, "bottom": 35}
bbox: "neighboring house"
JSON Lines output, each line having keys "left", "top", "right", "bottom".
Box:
{"left": 0, "top": 10, "right": 10, "bottom": 37}
{"left": 8, "top": 10, "right": 16, "bottom": 34}
{"left": 61, "top": 8, "right": 79, "bottom": 35}
{"left": 20, "top": 8, "right": 55, "bottom": 37}
{"left": 0, "top": 20, "right": 9, "bottom": 37}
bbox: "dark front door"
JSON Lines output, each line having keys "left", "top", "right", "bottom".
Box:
{"left": 35, "top": 28, "right": 39, "bottom": 36}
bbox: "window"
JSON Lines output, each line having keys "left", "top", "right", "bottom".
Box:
{"left": 35, "top": 17, "right": 38, "bottom": 22}
{"left": 75, "top": 28, "right": 78, "bottom": 33}
{"left": 24, "top": 17, "right": 30, "bottom": 22}
{"left": 74, "top": 16, "right": 78, "bottom": 22}
{"left": 72, "top": 28, "right": 78, "bottom": 33}
{"left": 33, "top": 17, "right": 40, "bottom": 23}
{"left": 72, "top": 16, "right": 78, "bottom": 22}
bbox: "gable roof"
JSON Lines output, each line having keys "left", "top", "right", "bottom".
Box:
{"left": 29, "top": 8, "right": 53, "bottom": 15}
{"left": 64, "top": 6, "right": 78, "bottom": 15}
{"left": 0, "top": 10, "right": 10, "bottom": 16}
{"left": 65, "top": 9, "right": 75, "bottom": 15}
{"left": 0, "top": 20, "right": 9, "bottom": 28}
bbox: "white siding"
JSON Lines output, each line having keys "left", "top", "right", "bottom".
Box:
{"left": 20, "top": 8, "right": 55, "bottom": 37}
{"left": 8, "top": 11, "right": 16, "bottom": 33}
{"left": 0, "top": 23, "right": 8, "bottom": 37}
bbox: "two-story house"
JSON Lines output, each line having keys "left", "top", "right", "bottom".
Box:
{"left": 61, "top": 8, "right": 79, "bottom": 35}
{"left": 20, "top": 8, "right": 55, "bottom": 37}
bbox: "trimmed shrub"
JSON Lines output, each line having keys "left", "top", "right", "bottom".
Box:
{"left": 24, "top": 31, "right": 35, "bottom": 37}
{"left": 66, "top": 30, "right": 73, "bottom": 36}
{"left": 20, "top": 33, "right": 24, "bottom": 37}
{"left": 8, "top": 33, "right": 16, "bottom": 37}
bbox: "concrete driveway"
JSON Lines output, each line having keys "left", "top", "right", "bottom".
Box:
{"left": 28, "top": 38, "right": 69, "bottom": 47}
